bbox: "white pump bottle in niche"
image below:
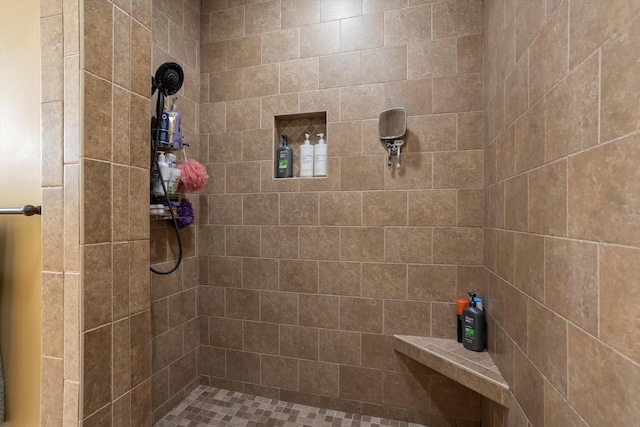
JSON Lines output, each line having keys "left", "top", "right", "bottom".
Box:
{"left": 300, "top": 133, "right": 314, "bottom": 177}
{"left": 314, "top": 133, "right": 327, "bottom": 176}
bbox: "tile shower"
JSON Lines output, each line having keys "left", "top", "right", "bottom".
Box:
{"left": 38, "top": 0, "right": 640, "bottom": 426}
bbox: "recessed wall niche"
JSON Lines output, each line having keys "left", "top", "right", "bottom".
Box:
{"left": 273, "top": 111, "right": 327, "bottom": 178}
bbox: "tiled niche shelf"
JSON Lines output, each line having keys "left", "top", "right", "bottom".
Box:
{"left": 274, "top": 111, "right": 327, "bottom": 179}
{"left": 393, "top": 335, "right": 510, "bottom": 408}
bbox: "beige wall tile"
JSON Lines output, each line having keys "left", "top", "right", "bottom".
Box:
{"left": 319, "top": 261, "right": 361, "bottom": 296}
{"left": 528, "top": 299, "right": 568, "bottom": 396}
{"left": 568, "top": 325, "right": 640, "bottom": 426}
{"left": 243, "top": 64, "right": 279, "bottom": 98}
{"left": 280, "top": 325, "right": 319, "bottom": 360}
{"left": 433, "top": 0, "right": 482, "bottom": 39}
{"left": 433, "top": 227, "right": 482, "bottom": 265}
{"left": 496, "top": 230, "right": 515, "bottom": 283}
{"left": 361, "top": 45, "right": 407, "bottom": 84}
{"left": 341, "top": 227, "right": 384, "bottom": 262}
{"left": 198, "top": 345, "right": 225, "bottom": 378}
{"left": 319, "top": 329, "right": 361, "bottom": 365}
{"left": 208, "top": 317, "right": 242, "bottom": 349}
{"left": 211, "top": 7, "right": 244, "bottom": 42}
{"left": 130, "top": 19, "right": 151, "bottom": 97}
{"left": 41, "top": 15, "right": 64, "bottom": 103}
{"left": 407, "top": 114, "right": 457, "bottom": 152}
{"left": 546, "top": 53, "right": 599, "bottom": 163}
{"left": 41, "top": 101, "right": 64, "bottom": 186}
{"left": 243, "top": 128, "right": 275, "bottom": 162}
{"left": 340, "top": 297, "right": 382, "bottom": 333}
{"left": 227, "top": 35, "right": 262, "bottom": 69}
{"left": 226, "top": 225, "right": 260, "bottom": 257}
{"left": 83, "top": 244, "right": 112, "bottom": 330}
{"left": 41, "top": 273, "right": 64, "bottom": 358}
{"left": 457, "top": 34, "right": 483, "bottom": 74}
{"left": 280, "top": 193, "right": 319, "bottom": 225}
{"left": 545, "top": 237, "right": 598, "bottom": 335}
{"left": 261, "top": 226, "right": 299, "bottom": 258}
{"left": 242, "top": 258, "right": 279, "bottom": 290}
{"left": 568, "top": 133, "right": 640, "bottom": 246}
{"left": 226, "top": 288, "right": 260, "bottom": 320}
{"left": 529, "top": 160, "right": 567, "bottom": 236}
{"left": 384, "top": 79, "right": 432, "bottom": 117}
{"left": 515, "top": 98, "right": 545, "bottom": 174}
{"left": 528, "top": 2, "right": 568, "bottom": 104}
{"left": 280, "top": 58, "right": 319, "bottom": 94}
{"left": 433, "top": 150, "right": 483, "bottom": 189}
{"left": 299, "top": 294, "right": 339, "bottom": 328}
{"left": 243, "top": 193, "right": 279, "bottom": 225}
{"left": 245, "top": 0, "right": 279, "bottom": 35}
{"left": 339, "top": 366, "right": 382, "bottom": 404}
{"left": 408, "top": 190, "right": 456, "bottom": 226}
{"left": 458, "top": 189, "right": 483, "bottom": 227}
{"left": 341, "top": 13, "right": 383, "bottom": 52}
{"left": 299, "top": 89, "right": 341, "bottom": 122}
{"left": 514, "top": 0, "right": 545, "bottom": 60}
{"left": 408, "top": 265, "right": 456, "bottom": 302}
{"left": 569, "top": 0, "right": 640, "bottom": 68}
{"left": 300, "top": 21, "right": 341, "bottom": 58}
{"left": 385, "top": 152, "right": 433, "bottom": 190}
{"left": 83, "top": 325, "right": 112, "bottom": 416}
{"left": 383, "top": 369, "right": 430, "bottom": 411}
{"left": 84, "top": 0, "right": 112, "bottom": 81}
{"left": 243, "top": 321, "right": 279, "bottom": 354}
{"left": 299, "top": 227, "right": 340, "bottom": 260}
{"left": 208, "top": 256, "right": 242, "bottom": 288}
{"left": 458, "top": 111, "right": 484, "bottom": 150}
{"left": 261, "top": 291, "right": 299, "bottom": 324}
{"left": 487, "top": 85, "right": 505, "bottom": 142}
{"left": 299, "top": 360, "right": 339, "bottom": 396}
{"left": 320, "top": 0, "right": 362, "bottom": 21}
{"left": 514, "top": 232, "right": 544, "bottom": 301}
{"left": 261, "top": 355, "right": 299, "bottom": 390}
{"left": 363, "top": 0, "right": 406, "bottom": 14}
{"left": 262, "top": 28, "right": 300, "bottom": 64}
{"left": 226, "top": 350, "right": 261, "bottom": 383}
{"left": 362, "top": 263, "right": 406, "bottom": 299}
{"left": 341, "top": 155, "right": 385, "bottom": 190}
{"left": 504, "top": 174, "right": 528, "bottom": 232}
{"left": 433, "top": 73, "right": 483, "bottom": 113}
{"left": 363, "top": 191, "right": 406, "bottom": 226}
{"left": 320, "top": 52, "right": 362, "bottom": 89}
{"left": 327, "top": 121, "right": 363, "bottom": 156}
{"left": 279, "top": 259, "right": 319, "bottom": 293}
{"left": 512, "top": 346, "right": 544, "bottom": 426}
{"left": 262, "top": 93, "right": 300, "bottom": 128}
{"left": 544, "top": 380, "right": 588, "bottom": 427}
{"left": 209, "top": 70, "right": 242, "bottom": 102}
{"left": 504, "top": 53, "right": 528, "bottom": 128}
{"left": 600, "top": 244, "right": 640, "bottom": 362}
{"left": 281, "top": 0, "right": 321, "bottom": 29}
{"left": 226, "top": 98, "right": 261, "bottom": 131}
{"left": 383, "top": 300, "right": 430, "bottom": 335}
{"left": 385, "top": 227, "right": 432, "bottom": 264}
{"left": 409, "top": 39, "right": 457, "bottom": 80}
{"left": 340, "top": 84, "right": 385, "bottom": 120}
{"left": 601, "top": 13, "right": 640, "bottom": 142}
{"left": 384, "top": 5, "right": 431, "bottom": 46}
{"left": 83, "top": 72, "right": 112, "bottom": 162}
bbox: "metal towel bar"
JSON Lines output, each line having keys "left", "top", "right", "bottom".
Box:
{"left": 0, "top": 205, "right": 41, "bottom": 216}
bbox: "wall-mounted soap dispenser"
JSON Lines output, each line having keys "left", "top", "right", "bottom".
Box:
{"left": 379, "top": 107, "right": 407, "bottom": 168}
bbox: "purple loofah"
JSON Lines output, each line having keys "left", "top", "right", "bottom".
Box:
{"left": 176, "top": 197, "right": 194, "bottom": 228}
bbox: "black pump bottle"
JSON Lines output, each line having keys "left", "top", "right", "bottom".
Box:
{"left": 462, "top": 292, "right": 486, "bottom": 352}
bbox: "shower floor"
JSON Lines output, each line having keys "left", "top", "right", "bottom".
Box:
{"left": 154, "top": 386, "right": 428, "bottom": 427}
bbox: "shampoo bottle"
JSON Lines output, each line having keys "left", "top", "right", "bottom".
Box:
{"left": 153, "top": 151, "right": 170, "bottom": 196}
{"left": 462, "top": 292, "right": 486, "bottom": 352}
{"left": 300, "top": 134, "right": 314, "bottom": 177}
{"left": 276, "top": 134, "right": 293, "bottom": 178}
{"left": 168, "top": 97, "right": 182, "bottom": 149}
{"left": 314, "top": 133, "right": 327, "bottom": 176}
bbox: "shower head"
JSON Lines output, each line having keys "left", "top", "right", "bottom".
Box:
{"left": 152, "top": 62, "right": 184, "bottom": 96}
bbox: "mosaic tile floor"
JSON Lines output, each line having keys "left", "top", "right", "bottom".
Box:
{"left": 154, "top": 386, "right": 429, "bottom": 427}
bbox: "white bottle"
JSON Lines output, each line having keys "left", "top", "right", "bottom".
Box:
{"left": 166, "top": 152, "right": 177, "bottom": 169}
{"left": 300, "top": 133, "right": 315, "bottom": 177}
{"left": 314, "top": 133, "right": 327, "bottom": 176}
{"left": 153, "top": 151, "right": 170, "bottom": 196}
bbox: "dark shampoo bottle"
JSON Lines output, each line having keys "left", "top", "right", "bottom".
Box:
{"left": 462, "top": 292, "right": 486, "bottom": 352}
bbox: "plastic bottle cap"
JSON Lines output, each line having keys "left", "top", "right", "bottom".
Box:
{"left": 457, "top": 299, "right": 468, "bottom": 315}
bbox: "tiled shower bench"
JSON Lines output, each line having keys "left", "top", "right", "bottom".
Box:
{"left": 393, "top": 335, "right": 510, "bottom": 408}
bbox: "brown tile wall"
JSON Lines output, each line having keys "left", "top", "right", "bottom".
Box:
{"left": 150, "top": 0, "right": 203, "bottom": 423}
{"left": 40, "top": 0, "right": 156, "bottom": 425}
{"left": 199, "top": 0, "right": 484, "bottom": 424}
{"left": 483, "top": 0, "right": 640, "bottom": 426}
